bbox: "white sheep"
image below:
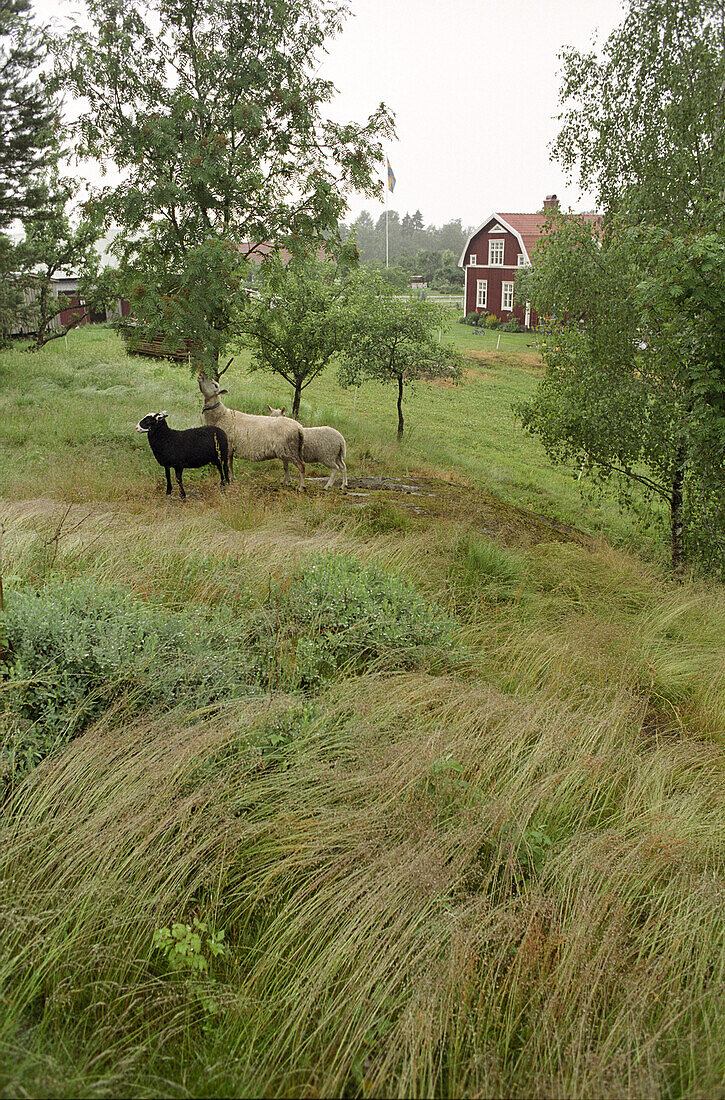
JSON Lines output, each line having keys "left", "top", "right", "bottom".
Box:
{"left": 267, "top": 406, "right": 348, "bottom": 490}
{"left": 198, "top": 376, "right": 306, "bottom": 490}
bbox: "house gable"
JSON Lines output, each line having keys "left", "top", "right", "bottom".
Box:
{"left": 458, "top": 215, "right": 531, "bottom": 269}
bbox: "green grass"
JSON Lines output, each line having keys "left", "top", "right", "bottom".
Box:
{"left": 0, "top": 323, "right": 664, "bottom": 556}
{"left": 0, "top": 326, "right": 723, "bottom": 1099}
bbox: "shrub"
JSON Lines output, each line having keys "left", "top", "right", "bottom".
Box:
{"left": 484, "top": 313, "right": 500, "bottom": 329}
{"left": 257, "top": 554, "right": 459, "bottom": 691}
{"left": 500, "top": 317, "right": 524, "bottom": 332}
{"left": 461, "top": 311, "right": 481, "bottom": 326}
{"left": 1, "top": 579, "right": 258, "bottom": 792}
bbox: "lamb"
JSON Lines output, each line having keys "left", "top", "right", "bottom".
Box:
{"left": 198, "top": 375, "right": 306, "bottom": 490}
{"left": 136, "top": 412, "right": 229, "bottom": 499}
{"left": 267, "top": 406, "right": 348, "bottom": 490}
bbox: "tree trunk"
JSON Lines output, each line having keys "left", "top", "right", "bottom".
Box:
{"left": 670, "top": 445, "right": 686, "bottom": 576}
{"left": 292, "top": 384, "right": 302, "bottom": 419}
{"left": 396, "top": 373, "right": 404, "bottom": 440}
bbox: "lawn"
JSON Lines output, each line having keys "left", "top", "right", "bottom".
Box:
{"left": 0, "top": 323, "right": 663, "bottom": 555}
{"left": 0, "top": 325, "right": 722, "bottom": 1099}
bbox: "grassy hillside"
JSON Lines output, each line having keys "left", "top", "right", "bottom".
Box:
{"left": 0, "top": 326, "right": 722, "bottom": 1099}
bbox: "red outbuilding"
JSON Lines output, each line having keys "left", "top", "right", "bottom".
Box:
{"left": 458, "top": 195, "right": 600, "bottom": 329}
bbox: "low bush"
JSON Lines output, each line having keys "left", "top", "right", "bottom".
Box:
{"left": 1, "top": 579, "right": 258, "bottom": 793}
{"left": 255, "top": 553, "right": 459, "bottom": 691}
{"left": 500, "top": 317, "right": 525, "bottom": 332}
{"left": 484, "top": 313, "right": 501, "bottom": 329}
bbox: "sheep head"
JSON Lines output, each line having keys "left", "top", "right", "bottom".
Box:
{"left": 198, "top": 376, "right": 228, "bottom": 399}
{"left": 136, "top": 411, "right": 168, "bottom": 432}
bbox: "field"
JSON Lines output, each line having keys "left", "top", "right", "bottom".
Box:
{"left": 0, "top": 325, "right": 723, "bottom": 1099}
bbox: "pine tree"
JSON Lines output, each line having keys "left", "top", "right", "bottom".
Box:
{"left": 0, "top": 0, "right": 56, "bottom": 228}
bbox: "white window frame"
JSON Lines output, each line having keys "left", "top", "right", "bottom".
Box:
{"left": 476, "top": 279, "right": 487, "bottom": 309}
{"left": 488, "top": 239, "right": 504, "bottom": 266}
{"left": 501, "top": 281, "right": 514, "bottom": 312}
{"left": 517, "top": 253, "right": 527, "bottom": 266}
{"left": 469, "top": 253, "right": 477, "bottom": 266}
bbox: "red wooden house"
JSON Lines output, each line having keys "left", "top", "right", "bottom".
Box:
{"left": 458, "top": 195, "right": 600, "bottom": 329}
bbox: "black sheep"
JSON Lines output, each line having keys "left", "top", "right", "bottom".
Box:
{"left": 136, "top": 412, "right": 229, "bottom": 499}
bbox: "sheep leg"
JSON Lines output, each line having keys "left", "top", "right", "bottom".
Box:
{"left": 293, "top": 457, "right": 305, "bottom": 492}
{"left": 164, "top": 466, "right": 173, "bottom": 495}
{"left": 175, "top": 467, "right": 186, "bottom": 500}
{"left": 324, "top": 466, "right": 336, "bottom": 490}
{"left": 281, "top": 458, "right": 292, "bottom": 486}
{"left": 213, "top": 458, "right": 228, "bottom": 490}
{"left": 338, "top": 458, "right": 348, "bottom": 490}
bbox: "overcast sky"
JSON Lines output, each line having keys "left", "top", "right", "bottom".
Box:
{"left": 320, "top": 0, "right": 627, "bottom": 228}
{"left": 34, "top": 0, "right": 627, "bottom": 231}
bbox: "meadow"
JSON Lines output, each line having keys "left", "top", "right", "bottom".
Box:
{"left": 0, "top": 324, "right": 723, "bottom": 1099}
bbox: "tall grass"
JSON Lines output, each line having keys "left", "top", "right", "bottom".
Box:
{"left": 0, "top": 328, "right": 723, "bottom": 1098}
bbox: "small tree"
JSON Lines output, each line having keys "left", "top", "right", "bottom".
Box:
{"left": 236, "top": 249, "right": 354, "bottom": 417}
{"left": 339, "top": 272, "right": 462, "bottom": 439}
{"left": 21, "top": 174, "right": 103, "bottom": 349}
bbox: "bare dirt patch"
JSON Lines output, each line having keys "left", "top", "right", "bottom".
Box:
{"left": 305, "top": 475, "right": 594, "bottom": 548}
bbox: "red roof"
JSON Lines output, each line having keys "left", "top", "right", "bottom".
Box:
{"left": 497, "top": 211, "right": 602, "bottom": 262}
{"left": 499, "top": 210, "right": 602, "bottom": 261}
{"left": 459, "top": 206, "right": 603, "bottom": 268}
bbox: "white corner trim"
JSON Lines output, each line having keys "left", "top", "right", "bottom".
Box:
{"left": 458, "top": 213, "right": 532, "bottom": 268}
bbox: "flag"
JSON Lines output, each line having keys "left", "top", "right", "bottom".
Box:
{"left": 387, "top": 158, "right": 396, "bottom": 193}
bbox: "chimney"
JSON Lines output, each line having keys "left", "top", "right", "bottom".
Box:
{"left": 543, "top": 194, "right": 559, "bottom": 211}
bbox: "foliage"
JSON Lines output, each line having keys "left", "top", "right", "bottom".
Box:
{"left": 339, "top": 269, "right": 463, "bottom": 438}
{"left": 152, "top": 918, "right": 228, "bottom": 975}
{"left": 0, "top": 0, "right": 57, "bottom": 229}
{"left": 53, "top": 0, "right": 394, "bottom": 374}
{"left": 20, "top": 171, "right": 104, "bottom": 349}
{"left": 554, "top": 0, "right": 725, "bottom": 228}
{"left": 256, "top": 553, "right": 459, "bottom": 691}
{"left": 0, "top": 0, "right": 60, "bottom": 344}
{"left": 235, "top": 248, "right": 355, "bottom": 416}
{"left": 516, "top": 217, "right": 725, "bottom": 573}
{"left": 344, "top": 208, "right": 469, "bottom": 270}
{"left": 1, "top": 578, "right": 258, "bottom": 792}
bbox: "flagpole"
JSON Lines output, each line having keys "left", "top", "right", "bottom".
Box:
{"left": 385, "top": 157, "right": 395, "bottom": 268}
{"left": 385, "top": 175, "right": 389, "bottom": 269}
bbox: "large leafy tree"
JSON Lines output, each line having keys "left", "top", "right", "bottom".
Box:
{"left": 54, "top": 0, "right": 394, "bottom": 375}
{"left": 516, "top": 218, "right": 725, "bottom": 573}
{"left": 554, "top": 0, "right": 725, "bottom": 228}
{"left": 339, "top": 271, "right": 462, "bottom": 440}
{"left": 0, "top": 0, "right": 59, "bottom": 344}
{"left": 0, "top": 0, "right": 56, "bottom": 227}
{"left": 236, "top": 248, "right": 355, "bottom": 417}
{"left": 519, "top": 0, "right": 725, "bottom": 574}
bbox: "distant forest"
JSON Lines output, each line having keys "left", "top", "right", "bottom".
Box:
{"left": 341, "top": 210, "right": 471, "bottom": 293}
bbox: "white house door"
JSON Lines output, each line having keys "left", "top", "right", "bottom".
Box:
{"left": 525, "top": 301, "right": 531, "bottom": 329}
